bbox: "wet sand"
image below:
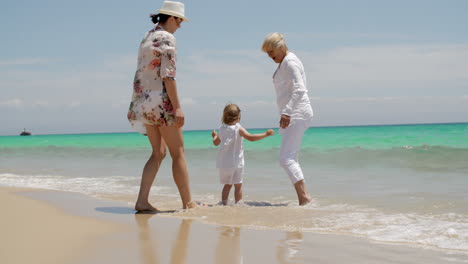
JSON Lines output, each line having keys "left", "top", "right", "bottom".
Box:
{"left": 1, "top": 186, "right": 467, "bottom": 264}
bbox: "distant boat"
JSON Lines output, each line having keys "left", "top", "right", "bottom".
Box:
{"left": 20, "top": 128, "right": 31, "bottom": 136}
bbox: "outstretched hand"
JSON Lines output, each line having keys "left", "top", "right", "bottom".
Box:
{"left": 212, "top": 130, "right": 221, "bottom": 146}
{"left": 266, "top": 129, "right": 275, "bottom": 136}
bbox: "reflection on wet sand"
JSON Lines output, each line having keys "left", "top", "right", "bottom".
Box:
{"left": 134, "top": 214, "right": 303, "bottom": 264}
{"left": 170, "top": 219, "right": 193, "bottom": 264}
{"left": 215, "top": 226, "right": 243, "bottom": 264}
{"left": 134, "top": 214, "right": 193, "bottom": 264}
{"left": 277, "top": 231, "right": 304, "bottom": 264}
{"left": 135, "top": 213, "right": 160, "bottom": 264}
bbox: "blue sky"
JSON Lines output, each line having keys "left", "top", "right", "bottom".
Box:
{"left": 1, "top": 0, "right": 467, "bottom": 135}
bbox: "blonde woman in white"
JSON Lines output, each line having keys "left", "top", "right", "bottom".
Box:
{"left": 262, "top": 32, "right": 313, "bottom": 205}
{"left": 212, "top": 104, "right": 274, "bottom": 205}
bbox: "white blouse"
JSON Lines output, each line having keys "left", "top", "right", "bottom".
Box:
{"left": 273, "top": 52, "right": 313, "bottom": 124}
{"left": 216, "top": 123, "right": 245, "bottom": 169}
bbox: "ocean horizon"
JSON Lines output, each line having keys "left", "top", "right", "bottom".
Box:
{"left": 4, "top": 121, "right": 467, "bottom": 137}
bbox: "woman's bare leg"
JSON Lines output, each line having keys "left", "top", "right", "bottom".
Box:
{"left": 159, "top": 125, "right": 195, "bottom": 209}
{"left": 294, "top": 180, "right": 311, "bottom": 206}
{"left": 135, "top": 124, "right": 167, "bottom": 211}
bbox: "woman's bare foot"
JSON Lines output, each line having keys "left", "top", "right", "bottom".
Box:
{"left": 135, "top": 202, "right": 158, "bottom": 213}
{"left": 294, "top": 180, "right": 312, "bottom": 206}
{"left": 185, "top": 201, "right": 208, "bottom": 209}
{"left": 299, "top": 195, "right": 312, "bottom": 206}
{"left": 185, "top": 201, "right": 198, "bottom": 209}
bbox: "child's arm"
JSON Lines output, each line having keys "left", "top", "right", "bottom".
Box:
{"left": 239, "top": 128, "right": 274, "bottom": 142}
{"left": 212, "top": 130, "right": 221, "bottom": 146}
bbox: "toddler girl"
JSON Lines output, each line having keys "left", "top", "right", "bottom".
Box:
{"left": 212, "top": 104, "right": 274, "bottom": 205}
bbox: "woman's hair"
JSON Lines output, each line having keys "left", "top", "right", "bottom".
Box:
{"left": 261, "top": 32, "right": 288, "bottom": 53}
{"left": 222, "top": 104, "right": 241, "bottom": 125}
{"left": 150, "top": 13, "right": 172, "bottom": 24}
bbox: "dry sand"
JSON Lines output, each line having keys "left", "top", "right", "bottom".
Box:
{"left": 1, "top": 187, "right": 467, "bottom": 264}
{"left": 0, "top": 187, "right": 125, "bottom": 264}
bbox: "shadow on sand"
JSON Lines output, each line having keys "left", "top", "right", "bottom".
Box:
{"left": 95, "top": 200, "right": 288, "bottom": 215}
{"left": 95, "top": 206, "right": 176, "bottom": 215}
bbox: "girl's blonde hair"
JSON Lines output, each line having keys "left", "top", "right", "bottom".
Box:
{"left": 261, "top": 32, "right": 288, "bottom": 53}
{"left": 222, "top": 104, "right": 241, "bottom": 125}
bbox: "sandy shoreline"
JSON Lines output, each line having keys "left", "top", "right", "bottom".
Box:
{"left": 1, "top": 186, "right": 467, "bottom": 264}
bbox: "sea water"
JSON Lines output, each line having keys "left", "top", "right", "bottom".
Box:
{"left": 1, "top": 123, "right": 467, "bottom": 252}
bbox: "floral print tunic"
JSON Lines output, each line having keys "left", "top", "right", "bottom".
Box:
{"left": 127, "top": 25, "right": 177, "bottom": 135}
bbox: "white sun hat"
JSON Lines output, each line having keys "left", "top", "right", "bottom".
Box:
{"left": 157, "top": 1, "right": 189, "bottom": 22}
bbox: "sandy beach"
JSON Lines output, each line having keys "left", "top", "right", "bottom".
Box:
{"left": 1, "top": 186, "right": 467, "bottom": 264}
{"left": 0, "top": 187, "right": 125, "bottom": 264}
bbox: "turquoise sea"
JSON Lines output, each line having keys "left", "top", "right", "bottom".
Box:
{"left": 1, "top": 123, "right": 467, "bottom": 252}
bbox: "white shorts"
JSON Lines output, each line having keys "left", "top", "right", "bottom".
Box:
{"left": 219, "top": 168, "right": 244, "bottom": 185}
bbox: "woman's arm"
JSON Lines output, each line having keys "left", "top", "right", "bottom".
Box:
{"left": 279, "top": 61, "right": 307, "bottom": 128}
{"left": 163, "top": 78, "right": 184, "bottom": 128}
{"left": 281, "top": 62, "right": 307, "bottom": 117}
{"left": 239, "top": 127, "right": 274, "bottom": 142}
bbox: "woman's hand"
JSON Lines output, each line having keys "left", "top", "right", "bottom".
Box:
{"left": 279, "top": 115, "right": 291, "bottom": 129}
{"left": 163, "top": 78, "right": 184, "bottom": 128}
{"left": 174, "top": 108, "right": 185, "bottom": 128}
{"left": 266, "top": 129, "right": 275, "bottom": 136}
{"left": 211, "top": 130, "right": 218, "bottom": 138}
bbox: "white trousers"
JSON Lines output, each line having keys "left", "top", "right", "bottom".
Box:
{"left": 279, "top": 119, "right": 309, "bottom": 184}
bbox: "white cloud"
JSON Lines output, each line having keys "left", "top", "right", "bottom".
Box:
{"left": 296, "top": 44, "right": 468, "bottom": 96}
{"left": 0, "top": 99, "right": 82, "bottom": 109}
{"left": 0, "top": 98, "right": 23, "bottom": 108}
{"left": 101, "top": 54, "right": 136, "bottom": 70}
{"left": 179, "top": 44, "right": 468, "bottom": 100}
{"left": 184, "top": 51, "right": 268, "bottom": 75}
{"left": 181, "top": 97, "right": 197, "bottom": 106}
{"left": 69, "top": 101, "right": 81, "bottom": 108}
{"left": 312, "top": 95, "right": 467, "bottom": 103}
{"left": 0, "top": 58, "right": 57, "bottom": 66}
{"left": 288, "top": 32, "right": 417, "bottom": 41}
{"left": 242, "top": 100, "right": 275, "bottom": 107}
{"left": 33, "top": 101, "right": 50, "bottom": 107}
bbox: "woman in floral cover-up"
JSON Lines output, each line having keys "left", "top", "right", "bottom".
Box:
{"left": 127, "top": 25, "right": 177, "bottom": 132}
{"left": 127, "top": 1, "right": 198, "bottom": 212}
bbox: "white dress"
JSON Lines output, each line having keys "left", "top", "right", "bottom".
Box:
{"left": 216, "top": 123, "right": 245, "bottom": 169}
